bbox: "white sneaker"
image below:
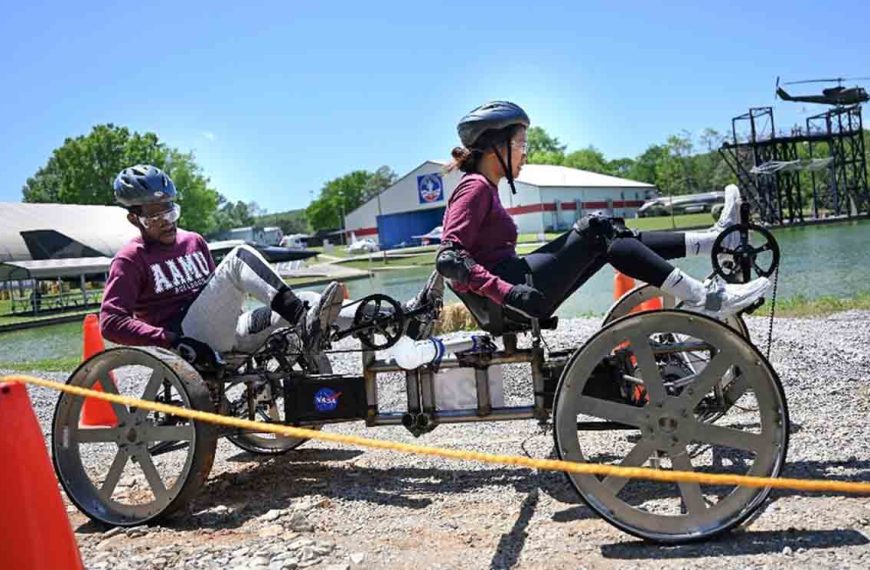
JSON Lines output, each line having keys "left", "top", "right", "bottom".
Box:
{"left": 712, "top": 184, "right": 742, "bottom": 250}
{"left": 684, "top": 185, "right": 743, "bottom": 257}
{"left": 682, "top": 276, "right": 771, "bottom": 319}
{"left": 300, "top": 281, "right": 344, "bottom": 352}
{"left": 402, "top": 271, "right": 445, "bottom": 340}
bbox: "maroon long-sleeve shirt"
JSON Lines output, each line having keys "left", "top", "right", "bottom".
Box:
{"left": 100, "top": 229, "right": 215, "bottom": 347}
{"left": 441, "top": 173, "right": 517, "bottom": 303}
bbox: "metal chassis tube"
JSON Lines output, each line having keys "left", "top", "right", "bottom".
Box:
{"left": 362, "top": 345, "right": 556, "bottom": 431}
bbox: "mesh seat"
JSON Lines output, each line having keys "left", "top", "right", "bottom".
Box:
{"left": 447, "top": 282, "right": 558, "bottom": 336}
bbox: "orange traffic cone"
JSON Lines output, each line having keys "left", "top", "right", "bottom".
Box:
{"left": 639, "top": 295, "right": 664, "bottom": 312}
{"left": 79, "top": 314, "right": 118, "bottom": 427}
{"left": 614, "top": 271, "right": 663, "bottom": 314}
{"left": 613, "top": 271, "right": 635, "bottom": 302}
{"left": 0, "top": 380, "right": 84, "bottom": 570}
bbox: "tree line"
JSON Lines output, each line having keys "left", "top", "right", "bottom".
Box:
{"left": 21, "top": 123, "right": 870, "bottom": 235}
{"left": 524, "top": 126, "right": 737, "bottom": 197}
{"left": 19, "top": 123, "right": 397, "bottom": 236}
{"left": 21, "top": 124, "right": 258, "bottom": 237}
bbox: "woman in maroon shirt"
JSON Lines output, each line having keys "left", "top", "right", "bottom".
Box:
{"left": 437, "top": 101, "right": 771, "bottom": 320}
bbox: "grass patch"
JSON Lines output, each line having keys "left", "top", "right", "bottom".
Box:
{"left": 624, "top": 212, "right": 713, "bottom": 232}
{"left": 773, "top": 291, "right": 870, "bottom": 317}
{"left": 339, "top": 252, "right": 436, "bottom": 270}
{"left": 0, "top": 308, "right": 94, "bottom": 327}
{"left": 0, "top": 356, "right": 81, "bottom": 373}
{"left": 516, "top": 232, "right": 562, "bottom": 244}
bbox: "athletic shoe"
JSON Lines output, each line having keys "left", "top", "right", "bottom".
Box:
{"left": 299, "top": 281, "right": 344, "bottom": 352}
{"left": 711, "top": 184, "right": 742, "bottom": 250}
{"left": 682, "top": 276, "right": 771, "bottom": 319}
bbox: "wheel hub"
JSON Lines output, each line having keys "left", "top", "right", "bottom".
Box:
{"left": 125, "top": 427, "right": 140, "bottom": 443}
{"left": 658, "top": 416, "right": 678, "bottom": 433}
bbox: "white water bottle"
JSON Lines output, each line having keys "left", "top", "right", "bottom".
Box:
{"left": 390, "top": 335, "right": 446, "bottom": 370}
{"left": 442, "top": 334, "right": 491, "bottom": 355}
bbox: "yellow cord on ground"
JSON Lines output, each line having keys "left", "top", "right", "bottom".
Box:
{"left": 6, "top": 374, "right": 870, "bottom": 495}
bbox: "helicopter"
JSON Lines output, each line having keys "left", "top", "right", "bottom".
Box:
{"left": 776, "top": 76, "right": 870, "bottom": 106}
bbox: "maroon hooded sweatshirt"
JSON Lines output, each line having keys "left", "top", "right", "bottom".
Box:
{"left": 100, "top": 229, "right": 215, "bottom": 347}
{"left": 440, "top": 173, "right": 517, "bottom": 303}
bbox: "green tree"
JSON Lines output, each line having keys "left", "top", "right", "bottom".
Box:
{"left": 698, "top": 128, "right": 725, "bottom": 154}
{"left": 607, "top": 157, "right": 636, "bottom": 178}
{"left": 212, "top": 199, "right": 258, "bottom": 234}
{"left": 164, "top": 149, "right": 220, "bottom": 235}
{"left": 562, "top": 146, "right": 609, "bottom": 173}
{"left": 362, "top": 166, "right": 398, "bottom": 202}
{"left": 655, "top": 133, "right": 697, "bottom": 196}
{"left": 526, "top": 126, "right": 567, "bottom": 164}
{"left": 692, "top": 128, "right": 735, "bottom": 191}
{"left": 627, "top": 144, "right": 668, "bottom": 185}
{"left": 22, "top": 124, "right": 220, "bottom": 234}
{"left": 306, "top": 167, "right": 396, "bottom": 231}
{"left": 527, "top": 150, "right": 565, "bottom": 165}
{"left": 255, "top": 209, "right": 310, "bottom": 235}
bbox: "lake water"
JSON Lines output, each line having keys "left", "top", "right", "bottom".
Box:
{"left": 2, "top": 219, "right": 868, "bottom": 366}
{"left": 304, "top": 218, "right": 870, "bottom": 316}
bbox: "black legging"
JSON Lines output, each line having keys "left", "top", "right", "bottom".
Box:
{"left": 491, "top": 227, "right": 686, "bottom": 316}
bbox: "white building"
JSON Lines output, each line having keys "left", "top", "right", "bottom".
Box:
{"left": 344, "top": 161, "right": 657, "bottom": 248}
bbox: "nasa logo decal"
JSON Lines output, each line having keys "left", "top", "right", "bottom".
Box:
{"left": 313, "top": 387, "right": 342, "bottom": 412}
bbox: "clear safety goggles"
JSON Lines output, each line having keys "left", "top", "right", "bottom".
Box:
{"left": 511, "top": 139, "right": 528, "bottom": 153}
{"left": 138, "top": 203, "right": 181, "bottom": 228}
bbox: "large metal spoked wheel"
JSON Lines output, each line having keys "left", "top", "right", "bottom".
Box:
{"left": 553, "top": 310, "right": 789, "bottom": 543}
{"left": 52, "top": 347, "right": 217, "bottom": 526}
{"left": 226, "top": 353, "right": 331, "bottom": 455}
{"left": 603, "top": 283, "right": 750, "bottom": 339}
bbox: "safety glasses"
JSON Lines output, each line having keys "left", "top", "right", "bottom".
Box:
{"left": 138, "top": 203, "right": 181, "bottom": 229}
{"left": 511, "top": 139, "right": 528, "bottom": 153}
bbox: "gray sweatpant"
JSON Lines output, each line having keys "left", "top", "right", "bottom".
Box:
{"left": 180, "top": 245, "right": 320, "bottom": 353}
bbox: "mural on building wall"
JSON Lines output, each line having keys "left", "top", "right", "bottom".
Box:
{"left": 417, "top": 173, "right": 443, "bottom": 204}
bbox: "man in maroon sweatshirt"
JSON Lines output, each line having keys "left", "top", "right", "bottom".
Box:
{"left": 100, "top": 164, "right": 342, "bottom": 369}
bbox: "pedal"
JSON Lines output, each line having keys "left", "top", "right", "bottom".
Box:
{"left": 740, "top": 297, "right": 766, "bottom": 316}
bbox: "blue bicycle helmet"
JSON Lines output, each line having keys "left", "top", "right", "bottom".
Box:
{"left": 456, "top": 101, "right": 530, "bottom": 194}
{"left": 457, "top": 101, "right": 530, "bottom": 149}
{"left": 113, "top": 165, "right": 177, "bottom": 207}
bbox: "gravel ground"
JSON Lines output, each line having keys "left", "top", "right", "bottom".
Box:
{"left": 4, "top": 310, "right": 870, "bottom": 569}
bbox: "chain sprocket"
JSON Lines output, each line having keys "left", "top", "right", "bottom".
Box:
{"left": 711, "top": 223, "right": 781, "bottom": 283}
{"left": 352, "top": 294, "right": 405, "bottom": 350}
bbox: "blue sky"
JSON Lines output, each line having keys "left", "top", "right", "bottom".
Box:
{"left": 2, "top": 0, "right": 868, "bottom": 212}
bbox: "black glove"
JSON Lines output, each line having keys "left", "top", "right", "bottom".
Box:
{"left": 504, "top": 284, "right": 548, "bottom": 319}
{"left": 172, "top": 336, "right": 224, "bottom": 369}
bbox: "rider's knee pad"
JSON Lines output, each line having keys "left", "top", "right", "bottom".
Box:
{"left": 572, "top": 214, "right": 612, "bottom": 248}
{"left": 572, "top": 214, "right": 636, "bottom": 248}
{"left": 572, "top": 213, "right": 612, "bottom": 236}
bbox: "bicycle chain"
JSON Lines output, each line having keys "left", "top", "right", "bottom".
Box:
{"left": 765, "top": 268, "right": 779, "bottom": 359}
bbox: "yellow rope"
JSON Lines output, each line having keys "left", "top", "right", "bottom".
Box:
{"left": 6, "top": 374, "right": 870, "bottom": 495}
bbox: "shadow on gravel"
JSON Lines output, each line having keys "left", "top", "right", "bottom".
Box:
{"left": 489, "top": 488, "right": 539, "bottom": 570}
{"left": 224, "top": 448, "right": 364, "bottom": 463}
{"left": 75, "top": 520, "right": 111, "bottom": 535}
{"left": 163, "top": 452, "right": 592, "bottom": 532}
{"left": 487, "top": 469, "right": 600, "bottom": 570}
{"left": 599, "top": 528, "right": 869, "bottom": 559}
{"left": 781, "top": 459, "right": 870, "bottom": 488}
